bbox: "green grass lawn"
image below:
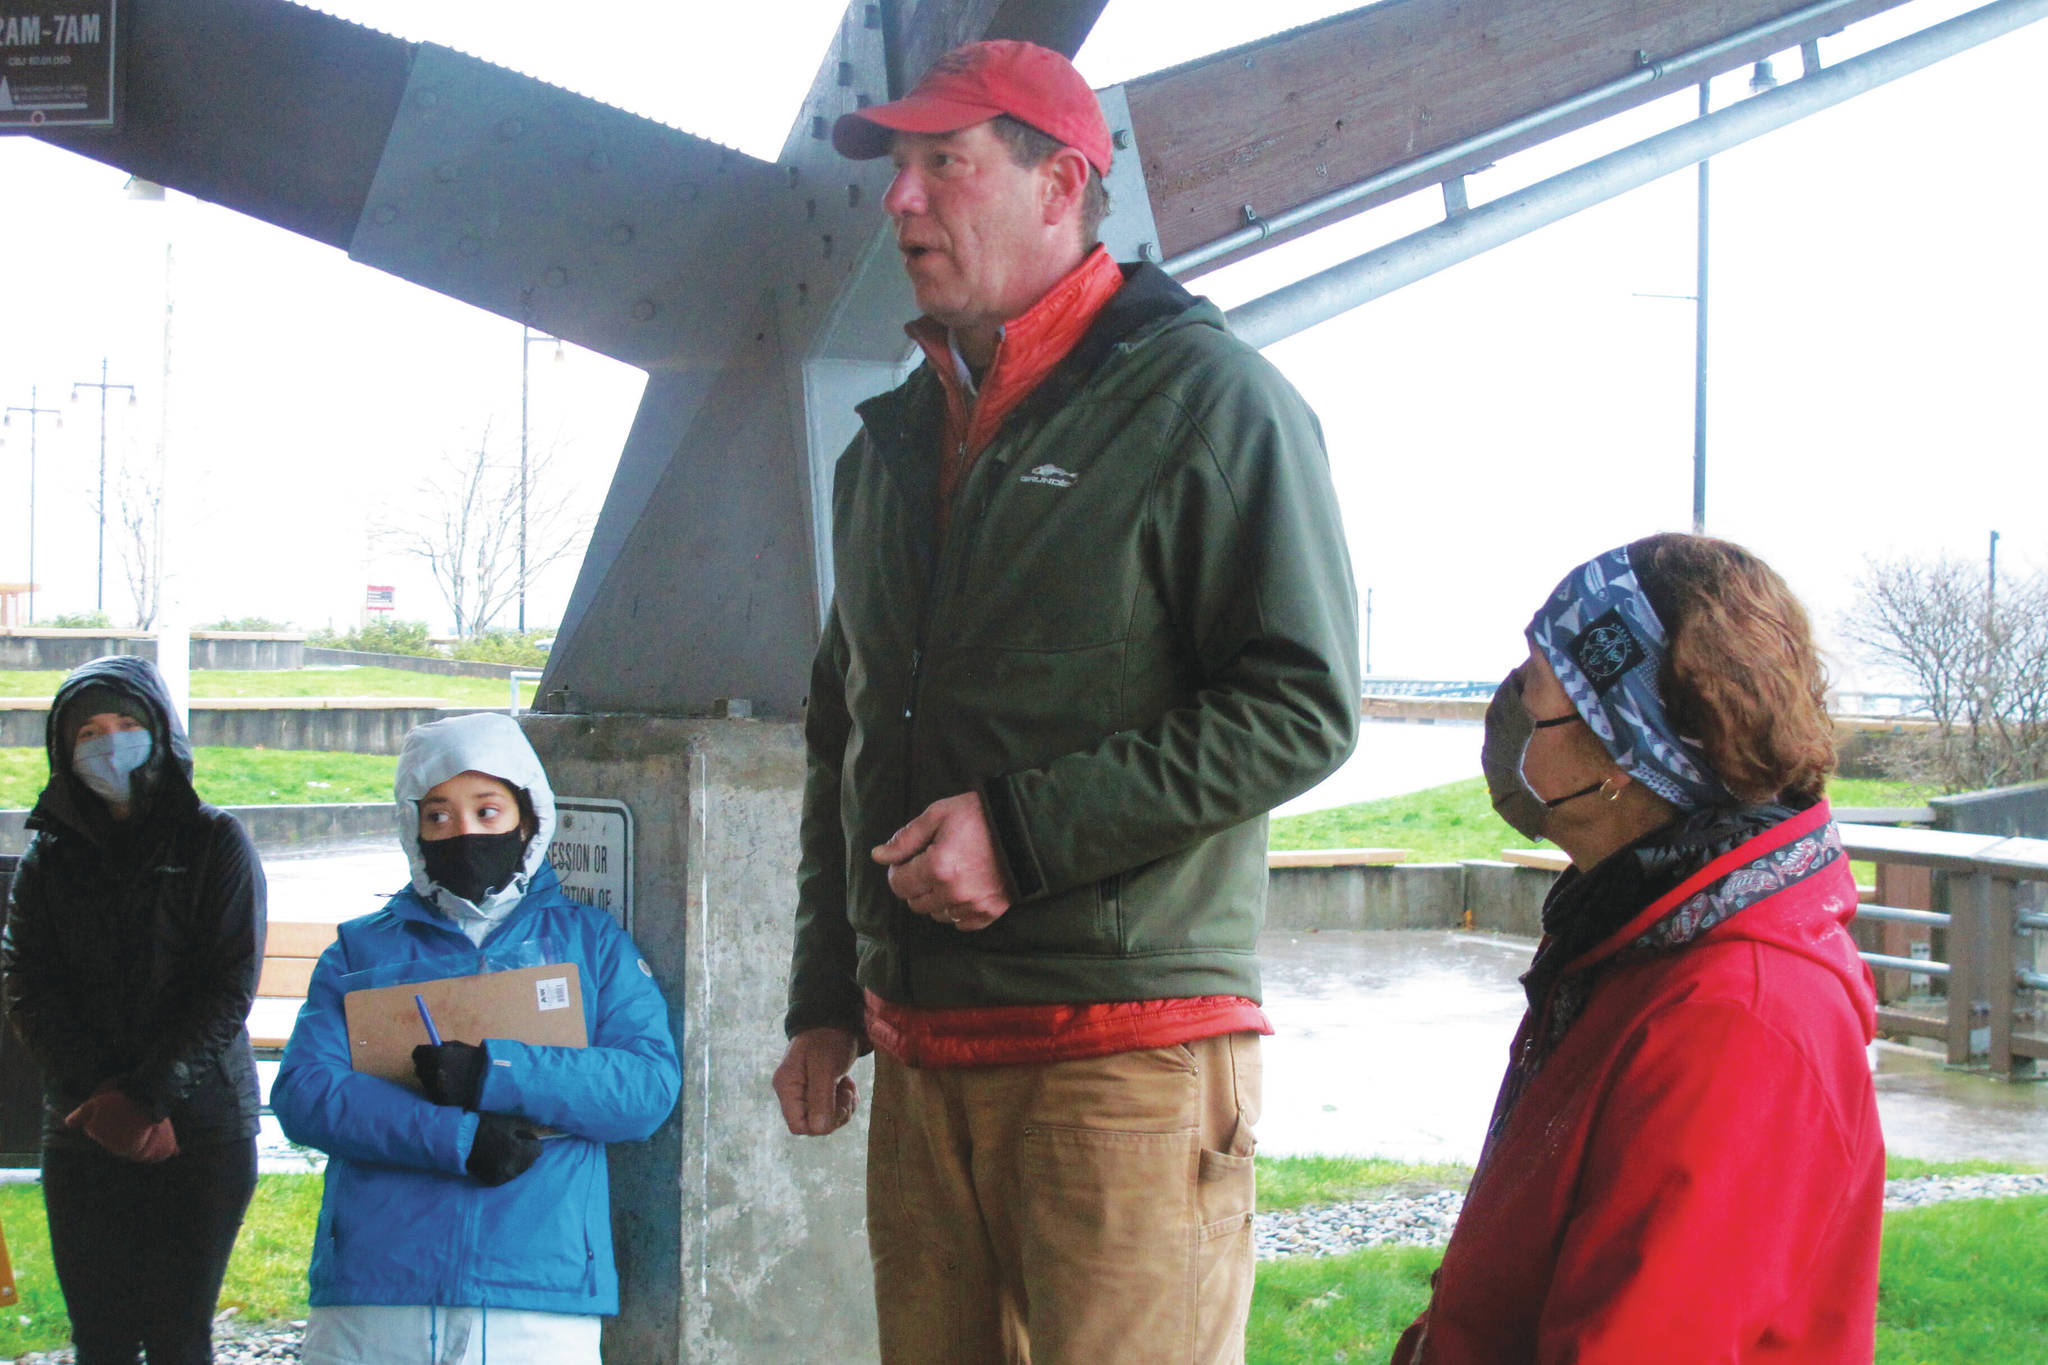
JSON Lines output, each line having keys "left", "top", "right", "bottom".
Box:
{"left": 1, "top": 747, "right": 398, "bottom": 809}
{"left": 1244, "top": 1186, "right": 2048, "bottom": 1365}
{"left": 1269, "top": 776, "right": 1931, "bottom": 863}
{"left": 1258, "top": 1154, "right": 1473, "bottom": 1212}
{"left": 0, "top": 667, "right": 537, "bottom": 710}
{"left": 0, "top": 1173, "right": 322, "bottom": 1358}
{"left": 0, "top": 1160, "right": 2037, "bottom": 1357}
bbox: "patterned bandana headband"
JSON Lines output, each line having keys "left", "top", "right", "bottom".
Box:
{"left": 1526, "top": 545, "right": 1731, "bottom": 810}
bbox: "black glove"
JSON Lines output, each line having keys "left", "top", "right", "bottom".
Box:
{"left": 466, "top": 1113, "right": 542, "bottom": 1187}
{"left": 413, "top": 1041, "right": 488, "bottom": 1109}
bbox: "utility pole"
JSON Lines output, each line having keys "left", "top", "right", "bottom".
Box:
{"left": 1638, "top": 68, "right": 1780, "bottom": 535}
{"left": 1987, "top": 528, "right": 2000, "bottom": 614}
{"left": 1691, "top": 80, "right": 1712, "bottom": 535}
{"left": 72, "top": 358, "right": 138, "bottom": 613}
{"left": 2, "top": 387, "right": 64, "bottom": 624}
{"left": 518, "top": 324, "right": 560, "bottom": 634}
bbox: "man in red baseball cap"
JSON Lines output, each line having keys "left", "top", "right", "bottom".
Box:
{"left": 776, "top": 37, "right": 1359, "bottom": 1365}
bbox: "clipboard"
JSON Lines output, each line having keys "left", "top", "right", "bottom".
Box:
{"left": 344, "top": 963, "right": 588, "bottom": 1092}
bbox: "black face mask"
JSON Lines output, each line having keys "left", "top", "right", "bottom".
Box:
{"left": 420, "top": 830, "right": 528, "bottom": 904}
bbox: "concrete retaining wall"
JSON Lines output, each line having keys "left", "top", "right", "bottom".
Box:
{"left": 0, "top": 629, "right": 310, "bottom": 672}
{"left": 1266, "top": 863, "right": 1465, "bottom": 931}
{"left": 1, "top": 701, "right": 495, "bottom": 754}
{"left": 304, "top": 647, "right": 528, "bottom": 680}
{"left": 2, "top": 801, "right": 392, "bottom": 855}
{"left": 1265, "top": 859, "right": 1560, "bottom": 937}
{"left": 189, "top": 633, "right": 306, "bottom": 670}
{"left": 0, "top": 629, "right": 157, "bottom": 670}
{"left": 1459, "top": 860, "right": 1559, "bottom": 938}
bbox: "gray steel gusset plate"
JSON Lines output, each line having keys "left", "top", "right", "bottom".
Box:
{"left": 347, "top": 44, "right": 782, "bottom": 368}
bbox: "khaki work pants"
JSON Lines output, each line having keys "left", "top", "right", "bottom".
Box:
{"left": 867, "top": 1032, "right": 1261, "bottom": 1365}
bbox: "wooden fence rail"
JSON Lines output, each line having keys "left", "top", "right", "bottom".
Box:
{"left": 1838, "top": 823, "right": 2048, "bottom": 1077}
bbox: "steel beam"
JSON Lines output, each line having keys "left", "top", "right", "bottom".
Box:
{"left": 1126, "top": 0, "right": 1915, "bottom": 275}
{"left": 1226, "top": 0, "right": 2048, "bottom": 349}
{"left": 33, "top": 0, "right": 410, "bottom": 248}
{"left": 544, "top": 0, "right": 1116, "bottom": 714}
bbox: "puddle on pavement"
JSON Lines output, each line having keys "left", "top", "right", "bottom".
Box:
{"left": 1258, "top": 928, "right": 2048, "bottom": 1165}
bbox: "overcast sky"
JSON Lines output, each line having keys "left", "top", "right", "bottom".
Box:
{"left": 0, "top": 0, "right": 2041, "bottom": 687}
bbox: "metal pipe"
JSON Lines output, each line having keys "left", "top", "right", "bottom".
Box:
{"left": 1853, "top": 905, "right": 1951, "bottom": 926}
{"left": 2020, "top": 968, "right": 2048, "bottom": 990}
{"left": 1861, "top": 952, "right": 1951, "bottom": 977}
{"left": 1166, "top": 0, "right": 1878, "bottom": 275}
{"left": 2019, "top": 911, "right": 2048, "bottom": 930}
{"left": 1226, "top": 0, "right": 2048, "bottom": 350}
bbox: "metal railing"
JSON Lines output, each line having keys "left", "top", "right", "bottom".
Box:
{"left": 1360, "top": 678, "right": 1499, "bottom": 700}
{"left": 1838, "top": 822, "right": 2048, "bottom": 1077}
{"left": 509, "top": 669, "right": 544, "bottom": 715}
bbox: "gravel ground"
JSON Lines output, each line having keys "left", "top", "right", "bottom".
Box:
{"left": 1254, "top": 1171, "right": 2048, "bottom": 1261}
{"left": 10, "top": 1314, "right": 305, "bottom": 1364}
{"left": 8, "top": 1174, "right": 2044, "bottom": 1360}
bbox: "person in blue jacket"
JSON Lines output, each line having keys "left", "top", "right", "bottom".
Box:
{"left": 273, "top": 712, "right": 679, "bottom": 1365}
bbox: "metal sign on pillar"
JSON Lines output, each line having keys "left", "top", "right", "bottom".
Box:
{"left": 0, "top": 0, "right": 120, "bottom": 131}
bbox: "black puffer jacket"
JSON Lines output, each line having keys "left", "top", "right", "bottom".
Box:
{"left": 2, "top": 655, "right": 266, "bottom": 1148}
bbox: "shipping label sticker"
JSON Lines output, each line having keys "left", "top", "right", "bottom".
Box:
{"left": 535, "top": 977, "right": 572, "bottom": 1012}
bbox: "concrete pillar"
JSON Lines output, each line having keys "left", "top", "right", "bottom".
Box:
{"left": 522, "top": 715, "right": 878, "bottom": 1365}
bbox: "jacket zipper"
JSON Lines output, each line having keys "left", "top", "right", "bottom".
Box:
{"left": 901, "top": 644, "right": 924, "bottom": 806}
{"left": 899, "top": 436, "right": 967, "bottom": 817}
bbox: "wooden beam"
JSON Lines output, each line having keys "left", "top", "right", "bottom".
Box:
{"left": 1125, "top": 0, "right": 1913, "bottom": 271}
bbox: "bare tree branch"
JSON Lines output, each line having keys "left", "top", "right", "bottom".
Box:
{"left": 1841, "top": 552, "right": 2048, "bottom": 791}
{"left": 117, "top": 458, "right": 163, "bottom": 631}
{"left": 373, "top": 423, "right": 593, "bottom": 636}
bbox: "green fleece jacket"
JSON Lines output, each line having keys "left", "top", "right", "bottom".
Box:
{"left": 786, "top": 264, "right": 1359, "bottom": 1035}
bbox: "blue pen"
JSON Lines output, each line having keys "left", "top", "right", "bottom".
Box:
{"left": 414, "top": 994, "right": 443, "bottom": 1047}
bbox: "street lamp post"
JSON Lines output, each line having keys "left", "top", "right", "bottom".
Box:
{"left": 2, "top": 386, "right": 64, "bottom": 624}
{"left": 1633, "top": 65, "right": 1777, "bottom": 535}
{"left": 72, "top": 357, "right": 138, "bottom": 613}
{"left": 518, "top": 325, "right": 560, "bottom": 634}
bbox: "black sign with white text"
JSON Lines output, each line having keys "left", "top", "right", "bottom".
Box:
{"left": 0, "top": 1, "right": 116, "bottom": 131}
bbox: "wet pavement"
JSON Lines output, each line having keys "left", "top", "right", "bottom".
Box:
{"left": 1273, "top": 719, "right": 1477, "bottom": 817}
{"left": 1259, "top": 930, "right": 1529, "bottom": 1162}
{"left": 250, "top": 851, "right": 2048, "bottom": 1168}
{"left": 1258, "top": 928, "right": 2048, "bottom": 1164}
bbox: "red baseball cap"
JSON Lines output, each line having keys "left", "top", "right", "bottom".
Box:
{"left": 832, "top": 40, "right": 1112, "bottom": 176}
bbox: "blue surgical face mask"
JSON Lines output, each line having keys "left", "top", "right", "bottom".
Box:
{"left": 73, "top": 729, "right": 154, "bottom": 806}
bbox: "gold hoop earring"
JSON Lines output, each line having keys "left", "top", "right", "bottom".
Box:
{"left": 1599, "top": 774, "right": 1627, "bottom": 802}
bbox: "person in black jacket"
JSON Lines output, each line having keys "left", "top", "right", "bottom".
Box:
{"left": 2, "top": 655, "right": 266, "bottom": 1365}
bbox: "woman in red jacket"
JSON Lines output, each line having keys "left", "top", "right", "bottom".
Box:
{"left": 1395, "top": 533, "right": 1883, "bottom": 1364}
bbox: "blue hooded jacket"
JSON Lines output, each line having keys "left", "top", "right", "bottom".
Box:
{"left": 271, "top": 715, "right": 679, "bottom": 1315}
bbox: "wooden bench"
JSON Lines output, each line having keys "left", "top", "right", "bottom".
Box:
{"left": 250, "top": 920, "right": 339, "bottom": 1054}
{"left": 1266, "top": 847, "right": 1412, "bottom": 868}
{"left": 1497, "top": 847, "right": 1570, "bottom": 872}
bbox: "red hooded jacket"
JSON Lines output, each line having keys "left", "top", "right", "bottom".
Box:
{"left": 1397, "top": 801, "right": 1884, "bottom": 1363}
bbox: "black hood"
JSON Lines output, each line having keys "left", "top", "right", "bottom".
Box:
{"left": 33, "top": 654, "right": 200, "bottom": 838}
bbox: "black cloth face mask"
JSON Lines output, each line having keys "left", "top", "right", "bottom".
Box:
{"left": 420, "top": 830, "right": 528, "bottom": 904}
